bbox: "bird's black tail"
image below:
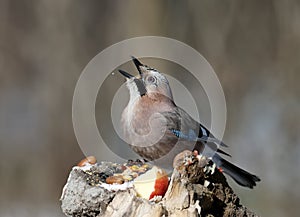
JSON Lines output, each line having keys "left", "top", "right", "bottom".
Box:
{"left": 213, "top": 154, "right": 261, "bottom": 188}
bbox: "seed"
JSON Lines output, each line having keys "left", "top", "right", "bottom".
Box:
{"left": 106, "top": 176, "right": 124, "bottom": 185}
{"left": 77, "top": 156, "right": 97, "bottom": 167}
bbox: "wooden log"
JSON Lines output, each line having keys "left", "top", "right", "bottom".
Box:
{"left": 60, "top": 154, "right": 259, "bottom": 217}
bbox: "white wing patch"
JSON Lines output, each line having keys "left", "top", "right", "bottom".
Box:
{"left": 201, "top": 127, "right": 207, "bottom": 136}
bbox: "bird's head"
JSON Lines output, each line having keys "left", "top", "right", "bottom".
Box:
{"left": 119, "top": 57, "right": 173, "bottom": 101}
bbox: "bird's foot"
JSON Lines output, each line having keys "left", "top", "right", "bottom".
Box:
{"left": 126, "top": 158, "right": 148, "bottom": 166}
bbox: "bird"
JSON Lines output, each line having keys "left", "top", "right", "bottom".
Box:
{"left": 118, "top": 57, "right": 261, "bottom": 188}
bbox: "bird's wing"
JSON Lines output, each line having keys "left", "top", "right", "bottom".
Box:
{"left": 162, "top": 107, "right": 228, "bottom": 147}
{"left": 161, "top": 107, "right": 231, "bottom": 157}
{"left": 197, "top": 127, "right": 229, "bottom": 147}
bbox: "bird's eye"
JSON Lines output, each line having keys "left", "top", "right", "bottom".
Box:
{"left": 147, "top": 76, "right": 156, "bottom": 83}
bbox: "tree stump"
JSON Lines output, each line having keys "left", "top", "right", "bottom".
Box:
{"left": 60, "top": 154, "right": 260, "bottom": 217}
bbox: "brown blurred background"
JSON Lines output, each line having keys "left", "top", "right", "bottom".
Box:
{"left": 0, "top": 1, "right": 300, "bottom": 216}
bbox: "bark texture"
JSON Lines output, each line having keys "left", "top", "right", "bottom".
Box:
{"left": 60, "top": 157, "right": 260, "bottom": 217}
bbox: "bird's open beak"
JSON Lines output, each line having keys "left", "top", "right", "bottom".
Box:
{"left": 118, "top": 56, "right": 144, "bottom": 79}
{"left": 131, "top": 56, "right": 144, "bottom": 76}
{"left": 118, "top": 69, "right": 134, "bottom": 79}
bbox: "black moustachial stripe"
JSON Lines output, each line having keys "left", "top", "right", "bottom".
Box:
{"left": 134, "top": 78, "right": 147, "bottom": 96}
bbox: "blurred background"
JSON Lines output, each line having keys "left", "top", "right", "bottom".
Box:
{"left": 1, "top": 1, "right": 300, "bottom": 216}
